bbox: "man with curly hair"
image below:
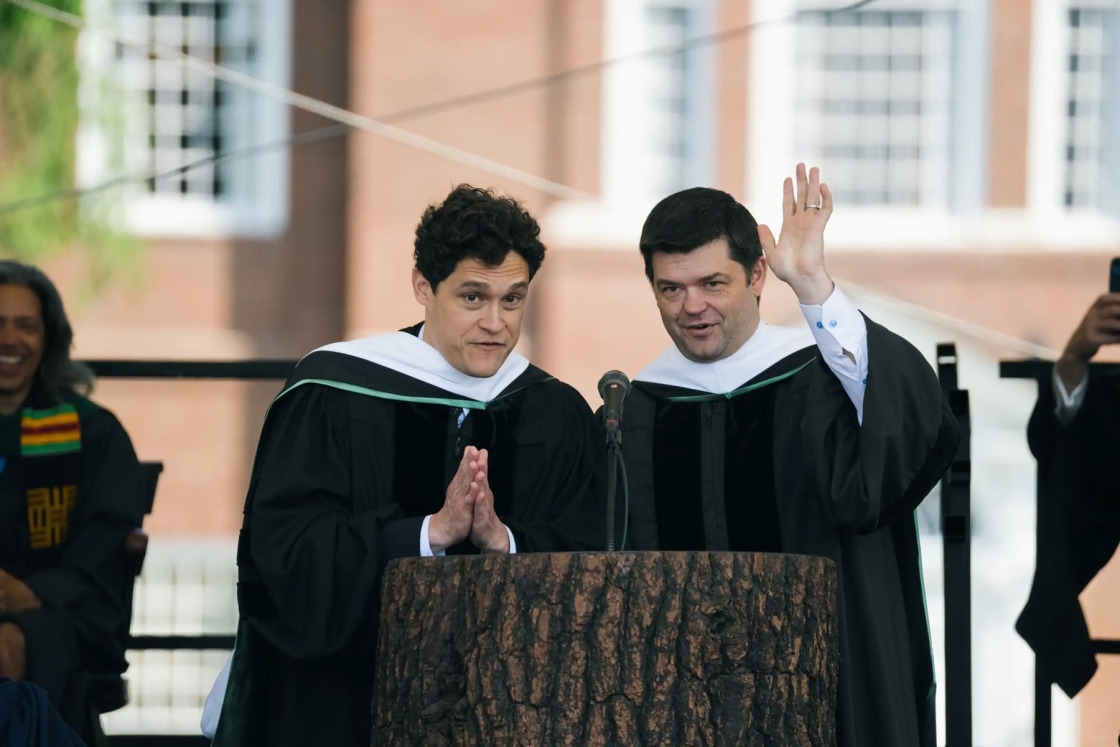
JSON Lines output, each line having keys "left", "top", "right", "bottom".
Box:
{"left": 208, "top": 185, "right": 603, "bottom": 747}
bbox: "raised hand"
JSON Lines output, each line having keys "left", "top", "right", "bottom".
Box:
{"left": 758, "top": 163, "right": 835, "bottom": 305}
{"left": 428, "top": 447, "right": 485, "bottom": 553}
{"left": 1056, "top": 293, "right": 1120, "bottom": 392}
{"left": 468, "top": 450, "right": 511, "bottom": 554}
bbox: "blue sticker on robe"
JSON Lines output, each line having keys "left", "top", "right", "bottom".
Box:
{"left": 0, "top": 456, "right": 7, "bottom": 474}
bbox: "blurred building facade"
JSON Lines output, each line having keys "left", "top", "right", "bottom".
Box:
{"left": 34, "top": 0, "right": 1120, "bottom": 741}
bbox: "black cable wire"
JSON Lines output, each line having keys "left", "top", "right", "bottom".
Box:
{"left": 339, "top": 0, "right": 877, "bottom": 128}
{"left": 0, "top": 0, "right": 878, "bottom": 218}
{"left": 606, "top": 435, "right": 619, "bottom": 552}
{"left": 616, "top": 440, "right": 629, "bottom": 552}
{"left": 0, "top": 124, "right": 350, "bottom": 217}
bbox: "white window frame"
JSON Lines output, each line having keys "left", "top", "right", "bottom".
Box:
{"left": 601, "top": 0, "right": 718, "bottom": 214}
{"left": 1028, "top": 0, "right": 1120, "bottom": 235}
{"left": 746, "top": 0, "right": 991, "bottom": 248}
{"left": 550, "top": 0, "right": 1120, "bottom": 252}
{"left": 76, "top": 0, "right": 292, "bottom": 239}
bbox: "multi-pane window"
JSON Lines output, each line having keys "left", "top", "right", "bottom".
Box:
{"left": 99, "top": 541, "right": 238, "bottom": 735}
{"left": 645, "top": 2, "right": 691, "bottom": 197}
{"left": 795, "top": 9, "right": 955, "bottom": 207}
{"left": 116, "top": 1, "right": 260, "bottom": 198}
{"left": 1064, "top": 7, "right": 1112, "bottom": 209}
{"left": 90, "top": 0, "right": 290, "bottom": 235}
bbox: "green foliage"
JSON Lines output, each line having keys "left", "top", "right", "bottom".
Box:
{"left": 0, "top": 0, "right": 140, "bottom": 292}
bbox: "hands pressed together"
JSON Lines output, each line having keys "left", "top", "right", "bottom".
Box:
{"left": 427, "top": 446, "right": 511, "bottom": 554}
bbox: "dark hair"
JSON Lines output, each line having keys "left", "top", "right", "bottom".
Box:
{"left": 0, "top": 260, "right": 93, "bottom": 402}
{"left": 414, "top": 185, "right": 546, "bottom": 290}
{"left": 639, "top": 187, "right": 762, "bottom": 283}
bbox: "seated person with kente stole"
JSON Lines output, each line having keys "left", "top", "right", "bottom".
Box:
{"left": 209, "top": 185, "right": 603, "bottom": 747}
{"left": 0, "top": 261, "right": 145, "bottom": 744}
{"left": 614, "top": 165, "right": 960, "bottom": 747}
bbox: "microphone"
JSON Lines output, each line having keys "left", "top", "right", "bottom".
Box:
{"left": 598, "top": 371, "right": 631, "bottom": 552}
{"left": 598, "top": 370, "right": 630, "bottom": 437}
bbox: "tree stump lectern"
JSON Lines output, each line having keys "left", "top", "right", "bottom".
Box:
{"left": 373, "top": 552, "right": 838, "bottom": 746}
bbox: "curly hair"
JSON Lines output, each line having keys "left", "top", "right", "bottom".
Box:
{"left": 414, "top": 185, "right": 546, "bottom": 290}
{"left": 0, "top": 260, "right": 93, "bottom": 402}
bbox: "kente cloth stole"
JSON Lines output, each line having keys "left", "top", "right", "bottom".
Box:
{"left": 20, "top": 404, "right": 82, "bottom": 550}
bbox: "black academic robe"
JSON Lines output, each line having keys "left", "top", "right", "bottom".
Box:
{"left": 215, "top": 334, "right": 602, "bottom": 747}
{"left": 618, "top": 318, "right": 959, "bottom": 747}
{"left": 0, "top": 390, "right": 145, "bottom": 743}
{"left": 1016, "top": 370, "right": 1120, "bottom": 696}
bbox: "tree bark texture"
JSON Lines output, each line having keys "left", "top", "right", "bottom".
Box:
{"left": 373, "top": 551, "right": 838, "bottom": 747}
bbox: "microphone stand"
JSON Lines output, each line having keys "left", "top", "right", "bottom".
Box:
{"left": 599, "top": 370, "right": 631, "bottom": 552}
{"left": 604, "top": 425, "right": 629, "bottom": 552}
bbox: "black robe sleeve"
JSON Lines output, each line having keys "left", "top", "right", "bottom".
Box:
{"left": 5, "top": 409, "right": 144, "bottom": 712}
{"left": 798, "top": 317, "right": 960, "bottom": 532}
{"left": 1029, "top": 370, "right": 1120, "bottom": 534}
{"left": 500, "top": 381, "right": 604, "bottom": 553}
{"left": 245, "top": 385, "right": 406, "bottom": 661}
{"left": 776, "top": 320, "right": 957, "bottom": 747}
{"left": 1016, "top": 370, "right": 1120, "bottom": 696}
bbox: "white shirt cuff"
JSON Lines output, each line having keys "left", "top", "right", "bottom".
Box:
{"left": 200, "top": 654, "right": 231, "bottom": 738}
{"left": 1053, "top": 368, "right": 1088, "bottom": 425}
{"left": 420, "top": 514, "right": 446, "bottom": 557}
{"left": 800, "top": 285, "right": 866, "bottom": 360}
{"left": 799, "top": 285, "right": 870, "bottom": 424}
{"left": 421, "top": 514, "right": 517, "bottom": 555}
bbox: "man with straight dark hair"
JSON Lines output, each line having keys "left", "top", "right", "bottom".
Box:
{"left": 211, "top": 185, "right": 603, "bottom": 747}
{"left": 616, "top": 165, "right": 960, "bottom": 746}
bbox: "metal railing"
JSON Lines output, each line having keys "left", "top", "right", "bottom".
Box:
{"left": 83, "top": 359, "right": 296, "bottom": 746}
{"left": 938, "top": 343, "right": 973, "bottom": 747}
{"left": 87, "top": 360, "right": 297, "bottom": 381}
{"left": 87, "top": 358, "right": 298, "bottom": 657}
